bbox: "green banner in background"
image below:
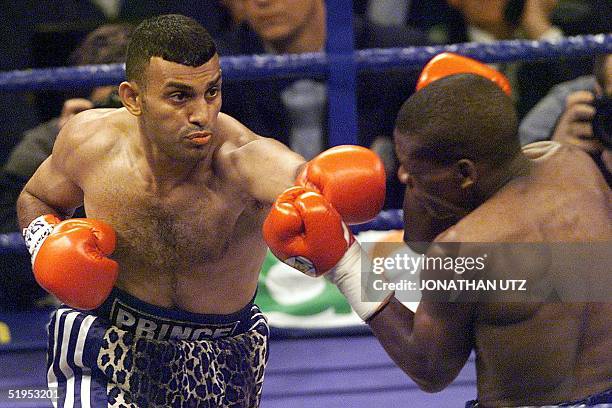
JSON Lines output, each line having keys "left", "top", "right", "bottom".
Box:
{"left": 255, "top": 251, "right": 360, "bottom": 329}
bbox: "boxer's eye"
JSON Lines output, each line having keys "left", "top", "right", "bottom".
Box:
{"left": 206, "top": 87, "right": 220, "bottom": 99}
{"left": 169, "top": 92, "right": 190, "bottom": 103}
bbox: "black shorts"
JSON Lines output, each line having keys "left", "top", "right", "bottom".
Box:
{"left": 465, "top": 387, "right": 612, "bottom": 408}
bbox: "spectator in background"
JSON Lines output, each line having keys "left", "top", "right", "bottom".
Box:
{"left": 219, "top": 0, "right": 246, "bottom": 28}
{"left": 443, "top": 0, "right": 568, "bottom": 117}
{"left": 520, "top": 53, "right": 611, "bottom": 185}
{"left": 438, "top": 0, "right": 611, "bottom": 118}
{"left": 219, "top": 0, "right": 428, "bottom": 209}
{"left": 0, "top": 24, "right": 132, "bottom": 312}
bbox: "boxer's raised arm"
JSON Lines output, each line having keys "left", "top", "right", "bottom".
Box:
{"left": 17, "top": 118, "right": 86, "bottom": 228}
{"left": 17, "top": 113, "right": 118, "bottom": 310}
{"left": 216, "top": 113, "right": 306, "bottom": 204}
{"left": 368, "top": 240, "right": 476, "bottom": 392}
{"left": 264, "top": 195, "right": 475, "bottom": 392}
{"left": 233, "top": 137, "right": 306, "bottom": 205}
{"left": 221, "top": 114, "right": 386, "bottom": 216}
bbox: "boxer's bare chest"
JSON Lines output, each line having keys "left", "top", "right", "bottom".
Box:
{"left": 82, "top": 161, "right": 266, "bottom": 273}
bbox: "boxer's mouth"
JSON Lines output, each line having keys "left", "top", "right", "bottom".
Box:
{"left": 186, "top": 131, "right": 212, "bottom": 145}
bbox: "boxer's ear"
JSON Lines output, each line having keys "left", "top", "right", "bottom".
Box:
{"left": 119, "top": 81, "right": 142, "bottom": 116}
{"left": 456, "top": 159, "right": 477, "bottom": 189}
{"left": 397, "top": 165, "right": 416, "bottom": 189}
{"left": 397, "top": 165, "right": 409, "bottom": 184}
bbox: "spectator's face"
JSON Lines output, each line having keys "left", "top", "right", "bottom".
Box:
{"left": 220, "top": 0, "right": 246, "bottom": 25}
{"left": 595, "top": 55, "right": 612, "bottom": 96}
{"left": 448, "top": 0, "right": 510, "bottom": 36}
{"left": 447, "top": 0, "right": 557, "bottom": 39}
{"left": 243, "top": 0, "right": 320, "bottom": 44}
{"left": 597, "top": 56, "right": 612, "bottom": 172}
{"left": 602, "top": 150, "right": 612, "bottom": 174}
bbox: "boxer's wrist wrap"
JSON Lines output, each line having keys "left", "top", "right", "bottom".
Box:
{"left": 326, "top": 241, "right": 394, "bottom": 321}
{"left": 22, "top": 215, "right": 60, "bottom": 263}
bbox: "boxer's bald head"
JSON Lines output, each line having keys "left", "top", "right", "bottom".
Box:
{"left": 394, "top": 73, "right": 519, "bottom": 167}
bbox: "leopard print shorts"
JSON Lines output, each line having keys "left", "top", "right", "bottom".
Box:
{"left": 47, "top": 289, "right": 269, "bottom": 407}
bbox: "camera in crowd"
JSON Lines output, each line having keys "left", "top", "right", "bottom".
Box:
{"left": 592, "top": 94, "right": 612, "bottom": 149}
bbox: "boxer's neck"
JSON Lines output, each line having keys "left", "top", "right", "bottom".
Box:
{"left": 131, "top": 132, "right": 217, "bottom": 193}
{"left": 476, "top": 153, "right": 532, "bottom": 202}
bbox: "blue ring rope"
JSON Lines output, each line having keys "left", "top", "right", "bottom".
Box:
{"left": 0, "top": 34, "right": 609, "bottom": 92}
{"left": 0, "top": 210, "right": 404, "bottom": 254}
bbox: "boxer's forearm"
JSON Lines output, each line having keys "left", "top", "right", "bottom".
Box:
{"left": 367, "top": 298, "right": 456, "bottom": 393}
{"left": 16, "top": 189, "right": 72, "bottom": 229}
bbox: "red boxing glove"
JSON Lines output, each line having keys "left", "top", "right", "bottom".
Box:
{"left": 23, "top": 215, "right": 118, "bottom": 310}
{"left": 296, "top": 145, "right": 386, "bottom": 224}
{"left": 416, "top": 52, "right": 512, "bottom": 96}
{"left": 263, "top": 187, "right": 395, "bottom": 321}
{"left": 263, "top": 186, "right": 354, "bottom": 277}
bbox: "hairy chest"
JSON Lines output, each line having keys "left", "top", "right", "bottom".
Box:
{"left": 83, "top": 172, "right": 266, "bottom": 271}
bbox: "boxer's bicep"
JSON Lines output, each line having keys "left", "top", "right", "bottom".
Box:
{"left": 17, "top": 122, "right": 85, "bottom": 226}
{"left": 412, "top": 301, "right": 475, "bottom": 387}
{"left": 236, "top": 137, "right": 306, "bottom": 204}
{"left": 414, "top": 243, "right": 476, "bottom": 374}
{"left": 370, "top": 241, "right": 476, "bottom": 391}
{"left": 18, "top": 156, "right": 83, "bottom": 227}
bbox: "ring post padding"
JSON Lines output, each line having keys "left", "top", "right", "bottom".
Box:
{"left": 326, "top": 0, "right": 358, "bottom": 146}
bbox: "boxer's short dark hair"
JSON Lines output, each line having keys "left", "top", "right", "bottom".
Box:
{"left": 394, "top": 74, "right": 520, "bottom": 165}
{"left": 126, "top": 14, "right": 217, "bottom": 84}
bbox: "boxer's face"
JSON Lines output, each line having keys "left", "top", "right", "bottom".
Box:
{"left": 394, "top": 130, "right": 473, "bottom": 244}
{"left": 243, "top": 0, "right": 320, "bottom": 45}
{"left": 136, "top": 55, "right": 222, "bottom": 160}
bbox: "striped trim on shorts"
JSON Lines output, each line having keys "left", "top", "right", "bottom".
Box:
{"left": 47, "top": 291, "right": 269, "bottom": 407}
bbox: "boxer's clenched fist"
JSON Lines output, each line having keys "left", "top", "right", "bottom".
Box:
{"left": 417, "top": 52, "right": 512, "bottom": 96}
{"left": 263, "top": 187, "right": 393, "bottom": 321}
{"left": 297, "top": 145, "right": 386, "bottom": 224}
{"left": 23, "top": 215, "right": 118, "bottom": 309}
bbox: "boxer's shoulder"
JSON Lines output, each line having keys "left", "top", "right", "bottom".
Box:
{"left": 526, "top": 141, "right": 603, "bottom": 184}
{"left": 215, "top": 112, "right": 259, "bottom": 147}
{"left": 57, "top": 108, "right": 128, "bottom": 152}
{"left": 215, "top": 112, "right": 298, "bottom": 156}
{"left": 437, "top": 201, "right": 525, "bottom": 243}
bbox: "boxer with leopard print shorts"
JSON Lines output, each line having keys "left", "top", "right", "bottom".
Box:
{"left": 47, "top": 288, "right": 269, "bottom": 407}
